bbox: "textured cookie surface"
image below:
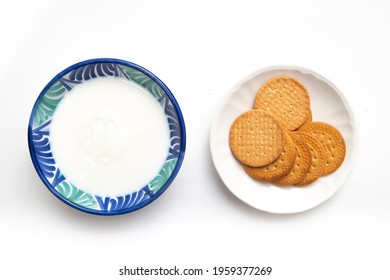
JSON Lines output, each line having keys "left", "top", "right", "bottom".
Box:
{"left": 300, "top": 110, "right": 312, "bottom": 128}
{"left": 294, "top": 132, "right": 326, "bottom": 186}
{"left": 254, "top": 76, "right": 311, "bottom": 131}
{"left": 229, "top": 109, "right": 285, "bottom": 167}
{"left": 274, "top": 132, "right": 312, "bottom": 186}
{"left": 242, "top": 132, "right": 296, "bottom": 181}
{"left": 298, "top": 122, "right": 346, "bottom": 175}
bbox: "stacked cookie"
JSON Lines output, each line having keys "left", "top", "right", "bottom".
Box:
{"left": 229, "top": 76, "right": 346, "bottom": 186}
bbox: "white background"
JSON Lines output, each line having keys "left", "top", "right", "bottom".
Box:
{"left": 1, "top": 0, "right": 389, "bottom": 279}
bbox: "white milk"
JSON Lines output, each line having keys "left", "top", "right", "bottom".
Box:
{"left": 50, "top": 77, "right": 170, "bottom": 196}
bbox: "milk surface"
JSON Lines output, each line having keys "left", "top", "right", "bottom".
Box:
{"left": 50, "top": 77, "right": 170, "bottom": 196}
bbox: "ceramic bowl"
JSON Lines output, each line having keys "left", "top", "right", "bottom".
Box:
{"left": 28, "top": 58, "right": 186, "bottom": 215}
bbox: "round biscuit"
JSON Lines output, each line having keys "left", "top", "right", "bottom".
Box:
{"left": 274, "top": 132, "right": 312, "bottom": 186}
{"left": 298, "top": 122, "right": 346, "bottom": 175}
{"left": 229, "top": 109, "right": 285, "bottom": 167}
{"left": 254, "top": 76, "right": 311, "bottom": 131}
{"left": 298, "top": 109, "right": 312, "bottom": 129}
{"left": 294, "top": 132, "right": 326, "bottom": 186}
{"left": 242, "top": 132, "right": 296, "bottom": 182}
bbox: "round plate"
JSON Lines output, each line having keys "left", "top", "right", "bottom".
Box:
{"left": 210, "top": 65, "right": 357, "bottom": 214}
{"left": 28, "top": 58, "right": 186, "bottom": 215}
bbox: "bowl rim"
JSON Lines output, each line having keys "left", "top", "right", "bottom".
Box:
{"left": 28, "top": 58, "right": 186, "bottom": 215}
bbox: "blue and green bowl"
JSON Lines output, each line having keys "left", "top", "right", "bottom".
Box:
{"left": 28, "top": 58, "right": 186, "bottom": 215}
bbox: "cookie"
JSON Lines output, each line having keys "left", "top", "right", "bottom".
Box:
{"left": 294, "top": 132, "right": 326, "bottom": 186}
{"left": 242, "top": 132, "right": 296, "bottom": 181}
{"left": 254, "top": 76, "right": 311, "bottom": 131}
{"left": 274, "top": 132, "right": 312, "bottom": 186}
{"left": 229, "top": 109, "right": 285, "bottom": 167}
{"left": 298, "top": 122, "right": 346, "bottom": 175}
{"left": 299, "top": 110, "right": 312, "bottom": 128}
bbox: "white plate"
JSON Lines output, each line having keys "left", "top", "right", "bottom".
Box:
{"left": 210, "top": 65, "right": 357, "bottom": 214}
